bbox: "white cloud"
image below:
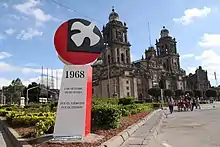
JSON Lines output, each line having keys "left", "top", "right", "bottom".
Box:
{"left": 5, "top": 28, "right": 16, "bottom": 35}
{"left": 8, "top": 14, "right": 28, "bottom": 21}
{"left": 16, "top": 28, "right": 43, "bottom": 40}
{"left": 0, "top": 62, "right": 14, "bottom": 72}
{"left": 13, "top": 0, "right": 57, "bottom": 24}
{"left": 181, "top": 53, "right": 195, "bottom": 59}
{"left": 192, "top": 49, "right": 220, "bottom": 85}
{"left": 173, "top": 7, "right": 211, "bottom": 25}
{"left": 1, "top": 3, "right": 8, "bottom": 8}
{"left": 198, "top": 33, "right": 220, "bottom": 48}
{"left": 0, "top": 52, "right": 12, "bottom": 60}
{"left": 25, "top": 63, "right": 40, "bottom": 67}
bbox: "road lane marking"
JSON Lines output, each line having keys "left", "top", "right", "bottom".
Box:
{"left": 162, "top": 142, "right": 173, "bottom": 147}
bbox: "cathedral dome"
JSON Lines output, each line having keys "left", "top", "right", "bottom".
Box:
{"left": 160, "top": 26, "right": 169, "bottom": 38}
{"left": 109, "top": 7, "right": 119, "bottom": 21}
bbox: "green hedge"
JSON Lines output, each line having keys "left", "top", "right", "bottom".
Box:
{"left": 92, "top": 104, "right": 122, "bottom": 129}
{"left": 118, "top": 97, "right": 135, "bottom": 105}
{"left": 6, "top": 111, "right": 55, "bottom": 126}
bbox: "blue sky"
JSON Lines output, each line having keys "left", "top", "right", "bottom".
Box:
{"left": 0, "top": 0, "right": 220, "bottom": 87}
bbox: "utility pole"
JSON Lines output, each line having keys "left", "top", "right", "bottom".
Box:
{"left": 47, "top": 68, "right": 49, "bottom": 99}
{"left": 41, "top": 66, "right": 43, "bottom": 87}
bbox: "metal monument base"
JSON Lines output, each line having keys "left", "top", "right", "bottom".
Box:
{"left": 51, "top": 135, "right": 82, "bottom": 142}
{"left": 49, "top": 134, "right": 104, "bottom": 143}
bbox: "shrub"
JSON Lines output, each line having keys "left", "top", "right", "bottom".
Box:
{"left": 152, "top": 103, "right": 161, "bottom": 108}
{"left": 135, "top": 100, "right": 145, "bottom": 104}
{"left": 185, "top": 90, "right": 194, "bottom": 97}
{"left": 118, "top": 97, "right": 135, "bottom": 105}
{"left": 92, "top": 104, "right": 122, "bottom": 129}
{"left": 24, "top": 103, "right": 42, "bottom": 109}
{"left": 148, "top": 88, "right": 161, "bottom": 98}
{"left": 0, "top": 109, "right": 8, "bottom": 116}
{"left": 6, "top": 111, "right": 55, "bottom": 127}
{"left": 35, "top": 117, "right": 55, "bottom": 136}
{"left": 130, "top": 104, "right": 152, "bottom": 114}
{"left": 205, "top": 89, "right": 217, "bottom": 98}
{"left": 120, "top": 104, "right": 152, "bottom": 116}
{"left": 163, "top": 89, "right": 174, "bottom": 97}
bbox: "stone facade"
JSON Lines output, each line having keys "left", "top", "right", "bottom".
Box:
{"left": 92, "top": 8, "right": 208, "bottom": 98}
{"left": 185, "top": 66, "right": 211, "bottom": 95}
{"left": 0, "top": 89, "right": 2, "bottom": 103}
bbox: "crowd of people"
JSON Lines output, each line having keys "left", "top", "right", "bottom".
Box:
{"left": 167, "top": 93, "right": 201, "bottom": 114}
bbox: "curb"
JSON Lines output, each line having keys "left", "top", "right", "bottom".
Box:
{"left": 142, "top": 111, "right": 166, "bottom": 147}
{"left": 0, "top": 117, "right": 32, "bottom": 147}
{"left": 99, "top": 109, "right": 164, "bottom": 147}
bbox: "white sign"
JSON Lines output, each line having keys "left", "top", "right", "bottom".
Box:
{"left": 54, "top": 65, "right": 92, "bottom": 139}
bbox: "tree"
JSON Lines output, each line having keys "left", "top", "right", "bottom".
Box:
{"left": 163, "top": 89, "right": 174, "bottom": 97}
{"left": 23, "top": 82, "right": 40, "bottom": 103}
{"left": 175, "top": 89, "right": 185, "bottom": 97}
{"left": 205, "top": 89, "right": 217, "bottom": 98}
{"left": 185, "top": 90, "right": 194, "bottom": 97}
{"left": 193, "top": 90, "right": 202, "bottom": 97}
{"left": 4, "top": 78, "right": 25, "bottom": 104}
{"left": 148, "top": 87, "right": 161, "bottom": 102}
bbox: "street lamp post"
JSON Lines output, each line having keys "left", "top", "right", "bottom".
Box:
{"left": 26, "top": 86, "right": 39, "bottom": 105}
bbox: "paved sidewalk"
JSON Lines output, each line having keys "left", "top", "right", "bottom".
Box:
{"left": 0, "top": 121, "right": 13, "bottom": 147}
{"left": 120, "top": 110, "right": 164, "bottom": 147}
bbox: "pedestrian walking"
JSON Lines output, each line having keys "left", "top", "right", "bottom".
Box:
{"left": 196, "top": 97, "right": 201, "bottom": 109}
{"left": 191, "top": 97, "right": 197, "bottom": 111}
{"left": 168, "top": 97, "right": 174, "bottom": 114}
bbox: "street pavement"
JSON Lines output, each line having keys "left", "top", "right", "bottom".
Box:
{"left": 155, "top": 102, "right": 220, "bottom": 147}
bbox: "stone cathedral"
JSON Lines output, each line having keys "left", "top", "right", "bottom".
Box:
{"left": 92, "top": 8, "right": 188, "bottom": 98}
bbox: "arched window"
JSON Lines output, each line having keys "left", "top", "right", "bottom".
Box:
{"left": 126, "top": 50, "right": 128, "bottom": 56}
{"left": 117, "top": 56, "right": 120, "bottom": 63}
{"left": 108, "top": 55, "right": 110, "bottom": 65}
{"left": 121, "top": 53, "right": 125, "bottom": 62}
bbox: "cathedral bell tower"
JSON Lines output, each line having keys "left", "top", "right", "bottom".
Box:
{"left": 101, "top": 7, "right": 131, "bottom": 67}
{"left": 155, "top": 26, "right": 180, "bottom": 73}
